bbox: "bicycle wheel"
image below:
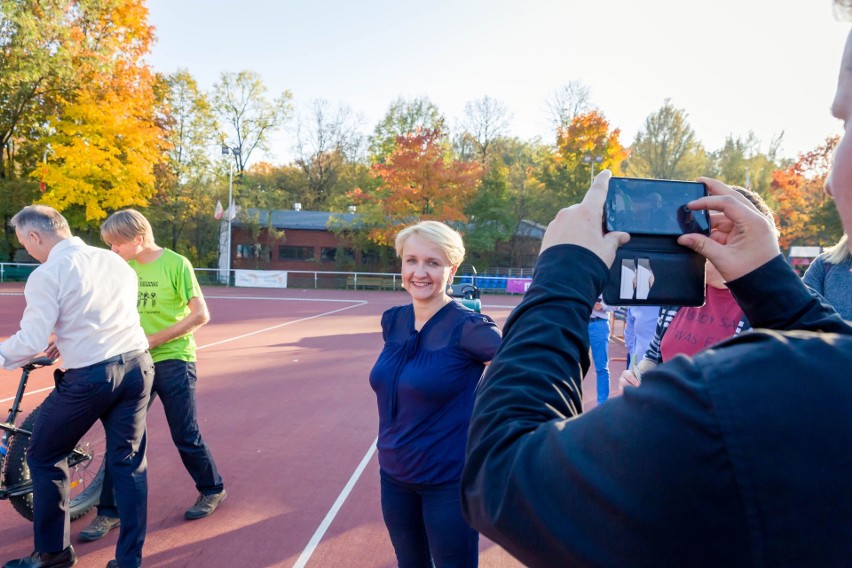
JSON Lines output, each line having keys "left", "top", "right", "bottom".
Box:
{"left": 3, "top": 405, "right": 106, "bottom": 522}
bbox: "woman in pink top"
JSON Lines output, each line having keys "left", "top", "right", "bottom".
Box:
{"left": 620, "top": 186, "right": 776, "bottom": 388}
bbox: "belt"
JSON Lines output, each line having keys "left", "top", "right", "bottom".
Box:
{"left": 590, "top": 316, "right": 607, "bottom": 322}
{"left": 71, "top": 349, "right": 148, "bottom": 371}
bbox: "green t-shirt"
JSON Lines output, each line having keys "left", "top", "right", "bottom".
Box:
{"left": 129, "top": 248, "right": 203, "bottom": 363}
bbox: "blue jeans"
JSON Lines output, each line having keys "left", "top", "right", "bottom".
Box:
{"left": 28, "top": 350, "right": 153, "bottom": 567}
{"left": 589, "top": 318, "right": 611, "bottom": 404}
{"left": 380, "top": 471, "right": 478, "bottom": 568}
{"left": 97, "top": 360, "right": 223, "bottom": 517}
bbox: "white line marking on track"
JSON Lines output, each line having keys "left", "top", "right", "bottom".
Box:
{"left": 0, "top": 385, "right": 54, "bottom": 404}
{"left": 2, "top": 301, "right": 367, "bottom": 401}
{"left": 197, "top": 302, "right": 366, "bottom": 351}
{"left": 293, "top": 438, "right": 378, "bottom": 568}
{"left": 206, "top": 295, "right": 368, "bottom": 304}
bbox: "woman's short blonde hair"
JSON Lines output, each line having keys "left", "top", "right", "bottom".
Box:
{"left": 394, "top": 220, "right": 465, "bottom": 267}
{"left": 824, "top": 233, "right": 850, "bottom": 265}
{"left": 101, "top": 209, "right": 155, "bottom": 245}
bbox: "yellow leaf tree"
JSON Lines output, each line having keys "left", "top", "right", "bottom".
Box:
{"left": 33, "top": 0, "right": 165, "bottom": 224}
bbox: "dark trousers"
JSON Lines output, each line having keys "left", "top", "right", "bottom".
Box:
{"left": 380, "top": 471, "right": 479, "bottom": 568}
{"left": 27, "top": 350, "right": 153, "bottom": 568}
{"left": 98, "top": 360, "right": 223, "bottom": 517}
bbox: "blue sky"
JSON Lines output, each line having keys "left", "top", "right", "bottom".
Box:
{"left": 145, "top": 0, "right": 849, "bottom": 165}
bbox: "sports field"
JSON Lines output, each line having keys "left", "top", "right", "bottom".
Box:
{"left": 0, "top": 284, "right": 626, "bottom": 567}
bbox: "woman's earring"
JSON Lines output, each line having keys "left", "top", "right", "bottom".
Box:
{"left": 447, "top": 285, "right": 453, "bottom": 295}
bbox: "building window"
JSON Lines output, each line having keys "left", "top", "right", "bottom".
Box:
{"left": 320, "top": 247, "right": 355, "bottom": 263}
{"left": 236, "top": 243, "right": 271, "bottom": 261}
{"left": 278, "top": 245, "right": 315, "bottom": 261}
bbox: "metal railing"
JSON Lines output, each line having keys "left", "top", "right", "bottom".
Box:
{"left": 0, "top": 263, "right": 39, "bottom": 282}
{"left": 1, "top": 263, "right": 522, "bottom": 294}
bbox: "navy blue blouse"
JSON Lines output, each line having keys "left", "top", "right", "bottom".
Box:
{"left": 370, "top": 301, "right": 502, "bottom": 485}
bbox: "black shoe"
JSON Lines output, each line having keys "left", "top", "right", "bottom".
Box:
{"left": 78, "top": 515, "right": 120, "bottom": 542}
{"left": 184, "top": 490, "right": 227, "bottom": 520}
{"left": 105, "top": 561, "right": 118, "bottom": 568}
{"left": 3, "top": 546, "right": 77, "bottom": 568}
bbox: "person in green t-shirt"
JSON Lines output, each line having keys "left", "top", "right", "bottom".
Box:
{"left": 79, "top": 210, "right": 227, "bottom": 543}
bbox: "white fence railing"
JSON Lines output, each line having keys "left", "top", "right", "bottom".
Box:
{"left": 0, "top": 263, "right": 522, "bottom": 293}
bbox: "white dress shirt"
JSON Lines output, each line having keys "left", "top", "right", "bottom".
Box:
{"left": 0, "top": 237, "right": 148, "bottom": 370}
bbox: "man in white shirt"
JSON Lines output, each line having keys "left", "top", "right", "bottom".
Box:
{"left": 0, "top": 205, "right": 153, "bottom": 568}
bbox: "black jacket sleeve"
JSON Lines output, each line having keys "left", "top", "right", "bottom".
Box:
{"left": 727, "top": 255, "right": 848, "bottom": 333}
{"left": 461, "top": 246, "right": 751, "bottom": 567}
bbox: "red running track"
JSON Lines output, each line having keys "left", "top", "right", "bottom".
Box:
{"left": 0, "top": 284, "right": 625, "bottom": 567}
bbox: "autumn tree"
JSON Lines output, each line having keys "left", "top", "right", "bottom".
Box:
{"left": 628, "top": 99, "right": 709, "bottom": 180}
{"left": 368, "top": 96, "right": 445, "bottom": 162}
{"left": 30, "top": 0, "right": 165, "bottom": 227}
{"left": 212, "top": 70, "right": 293, "bottom": 173}
{"left": 535, "top": 110, "right": 628, "bottom": 222}
{"left": 769, "top": 137, "right": 841, "bottom": 250}
{"left": 293, "top": 98, "right": 365, "bottom": 209}
{"left": 349, "top": 127, "right": 482, "bottom": 246}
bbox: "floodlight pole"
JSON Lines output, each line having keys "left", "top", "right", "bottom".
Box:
{"left": 221, "top": 145, "right": 241, "bottom": 286}
{"left": 584, "top": 153, "right": 603, "bottom": 185}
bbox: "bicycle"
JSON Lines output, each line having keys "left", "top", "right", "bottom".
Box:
{"left": 0, "top": 356, "right": 106, "bottom": 521}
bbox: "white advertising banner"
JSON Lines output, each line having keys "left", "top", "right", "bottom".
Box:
{"left": 234, "top": 269, "right": 288, "bottom": 289}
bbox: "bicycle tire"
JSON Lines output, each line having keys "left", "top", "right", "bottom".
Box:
{"left": 3, "top": 405, "right": 106, "bottom": 522}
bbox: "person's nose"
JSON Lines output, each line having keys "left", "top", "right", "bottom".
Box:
{"left": 412, "top": 262, "right": 430, "bottom": 277}
{"left": 825, "top": 175, "right": 834, "bottom": 198}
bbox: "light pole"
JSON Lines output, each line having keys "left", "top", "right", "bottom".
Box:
{"left": 221, "top": 145, "right": 240, "bottom": 285}
{"left": 583, "top": 153, "right": 603, "bottom": 185}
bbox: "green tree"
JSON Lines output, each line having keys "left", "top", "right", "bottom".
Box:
{"left": 628, "top": 99, "right": 709, "bottom": 180}
{"left": 293, "top": 99, "right": 365, "bottom": 209}
{"left": 212, "top": 70, "right": 293, "bottom": 173}
{"left": 368, "top": 96, "right": 445, "bottom": 162}
{"left": 146, "top": 70, "right": 219, "bottom": 264}
{"left": 0, "top": 0, "right": 72, "bottom": 182}
{"left": 708, "top": 132, "right": 784, "bottom": 201}
{"left": 456, "top": 96, "right": 511, "bottom": 163}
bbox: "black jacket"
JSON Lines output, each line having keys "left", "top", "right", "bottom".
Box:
{"left": 462, "top": 245, "right": 852, "bottom": 567}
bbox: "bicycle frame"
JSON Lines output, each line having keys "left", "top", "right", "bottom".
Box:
{"left": 0, "top": 357, "right": 92, "bottom": 500}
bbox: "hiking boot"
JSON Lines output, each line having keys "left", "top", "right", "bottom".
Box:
{"left": 78, "top": 516, "right": 120, "bottom": 542}
{"left": 184, "top": 490, "right": 227, "bottom": 520}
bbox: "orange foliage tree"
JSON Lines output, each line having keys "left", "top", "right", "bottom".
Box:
{"left": 768, "top": 136, "right": 839, "bottom": 250}
{"left": 535, "top": 110, "right": 628, "bottom": 216}
{"left": 349, "top": 128, "right": 483, "bottom": 246}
